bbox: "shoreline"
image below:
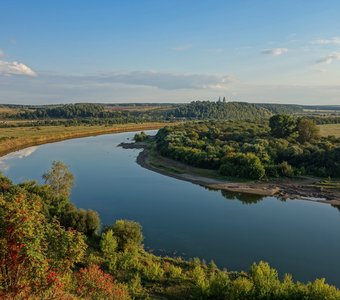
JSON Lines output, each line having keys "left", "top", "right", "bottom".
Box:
{"left": 0, "top": 123, "right": 167, "bottom": 158}
{"left": 120, "top": 141, "right": 340, "bottom": 207}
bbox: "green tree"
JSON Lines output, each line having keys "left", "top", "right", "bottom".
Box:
{"left": 85, "top": 209, "right": 101, "bottom": 236}
{"left": 101, "top": 230, "right": 118, "bottom": 257}
{"left": 269, "top": 114, "right": 297, "bottom": 138}
{"left": 250, "top": 261, "right": 280, "bottom": 299}
{"left": 279, "top": 161, "right": 294, "bottom": 177}
{"left": 100, "top": 229, "right": 118, "bottom": 271}
{"left": 220, "top": 153, "right": 265, "bottom": 180}
{"left": 109, "top": 220, "right": 143, "bottom": 252}
{"left": 42, "top": 161, "right": 74, "bottom": 199}
{"left": 134, "top": 131, "right": 147, "bottom": 142}
{"left": 297, "top": 118, "right": 320, "bottom": 143}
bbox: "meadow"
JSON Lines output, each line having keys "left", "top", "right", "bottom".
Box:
{"left": 319, "top": 124, "right": 340, "bottom": 138}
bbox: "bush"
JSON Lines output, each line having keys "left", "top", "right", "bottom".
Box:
{"left": 219, "top": 153, "right": 265, "bottom": 180}
{"left": 142, "top": 261, "right": 165, "bottom": 281}
{"left": 164, "top": 263, "right": 183, "bottom": 279}
{"left": 134, "top": 131, "right": 147, "bottom": 142}
{"left": 75, "top": 264, "right": 130, "bottom": 299}
{"left": 279, "top": 161, "right": 294, "bottom": 177}
{"left": 107, "top": 220, "right": 143, "bottom": 252}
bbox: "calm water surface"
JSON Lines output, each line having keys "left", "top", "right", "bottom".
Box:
{"left": 1, "top": 131, "right": 340, "bottom": 286}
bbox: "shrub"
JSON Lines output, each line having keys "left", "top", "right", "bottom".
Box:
{"left": 279, "top": 161, "right": 294, "bottom": 177}
{"left": 219, "top": 153, "right": 265, "bottom": 180}
{"left": 75, "top": 264, "right": 130, "bottom": 299}
{"left": 108, "top": 220, "right": 143, "bottom": 252}
{"left": 134, "top": 131, "right": 147, "bottom": 142}
{"left": 164, "top": 262, "right": 183, "bottom": 279}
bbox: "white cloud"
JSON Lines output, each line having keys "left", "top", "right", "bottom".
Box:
{"left": 0, "top": 70, "right": 237, "bottom": 104}
{"left": 206, "top": 48, "right": 224, "bottom": 53}
{"left": 1, "top": 74, "right": 340, "bottom": 105}
{"left": 314, "top": 68, "right": 327, "bottom": 73}
{"left": 312, "top": 37, "right": 340, "bottom": 45}
{"left": 317, "top": 52, "right": 340, "bottom": 64}
{"left": 262, "top": 48, "right": 288, "bottom": 56}
{"left": 0, "top": 60, "right": 37, "bottom": 76}
{"left": 171, "top": 44, "right": 192, "bottom": 51}
{"left": 60, "top": 71, "right": 236, "bottom": 90}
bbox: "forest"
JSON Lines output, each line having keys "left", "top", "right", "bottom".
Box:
{"left": 1, "top": 161, "right": 340, "bottom": 299}
{"left": 156, "top": 115, "right": 340, "bottom": 180}
{"left": 1, "top": 101, "right": 340, "bottom": 128}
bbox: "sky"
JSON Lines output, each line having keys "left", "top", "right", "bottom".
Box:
{"left": 0, "top": 0, "right": 340, "bottom": 105}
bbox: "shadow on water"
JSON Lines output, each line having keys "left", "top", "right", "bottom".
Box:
{"left": 332, "top": 204, "right": 340, "bottom": 213}
{"left": 220, "top": 190, "right": 265, "bottom": 204}
{"left": 208, "top": 187, "right": 340, "bottom": 212}
{"left": 204, "top": 186, "right": 265, "bottom": 204}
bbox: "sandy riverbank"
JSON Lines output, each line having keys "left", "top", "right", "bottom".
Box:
{"left": 120, "top": 141, "right": 340, "bottom": 207}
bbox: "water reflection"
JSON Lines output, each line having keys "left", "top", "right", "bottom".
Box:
{"left": 217, "top": 189, "right": 339, "bottom": 213}
{"left": 0, "top": 146, "right": 39, "bottom": 171}
{"left": 220, "top": 190, "right": 264, "bottom": 204}
{"left": 332, "top": 204, "right": 340, "bottom": 212}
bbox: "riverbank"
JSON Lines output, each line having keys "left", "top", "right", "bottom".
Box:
{"left": 0, "top": 122, "right": 169, "bottom": 157}
{"left": 120, "top": 140, "right": 340, "bottom": 207}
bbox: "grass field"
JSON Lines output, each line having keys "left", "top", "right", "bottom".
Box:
{"left": 0, "top": 122, "right": 167, "bottom": 157}
{"left": 318, "top": 124, "right": 340, "bottom": 137}
{"left": 0, "top": 106, "right": 28, "bottom": 116}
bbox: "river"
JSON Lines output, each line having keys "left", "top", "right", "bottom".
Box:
{"left": 1, "top": 131, "right": 339, "bottom": 286}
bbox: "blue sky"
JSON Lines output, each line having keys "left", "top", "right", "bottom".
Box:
{"left": 0, "top": 0, "right": 340, "bottom": 104}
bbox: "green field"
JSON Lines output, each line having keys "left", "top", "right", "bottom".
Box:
{"left": 318, "top": 124, "right": 340, "bottom": 137}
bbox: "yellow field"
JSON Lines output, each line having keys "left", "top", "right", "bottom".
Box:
{"left": 0, "top": 122, "right": 168, "bottom": 157}
{"left": 318, "top": 124, "right": 340, "bottom": 138}
{"left": 0, "top": 106, "right": 26, "bottom": 116}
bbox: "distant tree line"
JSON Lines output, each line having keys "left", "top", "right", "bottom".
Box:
{"left": 168, "top": 101, "right": 272, "bottom": 120}
{"left": 2, "top": 101, "right": 340, "bottom": 127}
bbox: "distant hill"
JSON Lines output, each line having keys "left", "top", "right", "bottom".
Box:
{"left": 2, "top": 101, "right": 340, "bottom": 123}
{"left": 168, "top": 101, "right": 272, "bottom": 120}
{"left": 301, "top": 105, "right": 340, "bottom": 111}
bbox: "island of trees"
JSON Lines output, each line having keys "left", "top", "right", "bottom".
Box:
{"left": 1, "top": 162, "right": 340, "bottom": 299}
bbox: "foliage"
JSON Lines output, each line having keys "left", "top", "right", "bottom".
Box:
{"left": 134, "top": 131, "right": 148, "bottom": 142}
{"left": 100, "top": 229, "right": 118, "bottom": 271}
{"left": 59, "top": 204, "right": 101, "bottom": 236}
{"left": 155, "top": 119, "right": 340, "bottom": 178}
{"left": 42, "top": 160, "right": 74, "bottom": 199}
{"left": 0, "top": 191, "right": 86, "bottom": 298}
{"left": 220, "top": 153, "right": 265, "bottom": 180}
{"left": 0, "top": 194, "right": 48, "bottom": 296}
{"left": 1, "top": 165, "right": 340, "bottom": 299}
{"left": 269, "top": 114, "right": 297, "bottom": 138}
{"left": 107, "top": 220, "right": 143, "bottom": 252}
{"left": 170, "top": 100, "right": 272, "bottom": 120}
{"left": 75, "top": 264, "right": 130, "bottom": 299}
{"left": 297, "top": 118, "right": 320, "bottom": 143}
